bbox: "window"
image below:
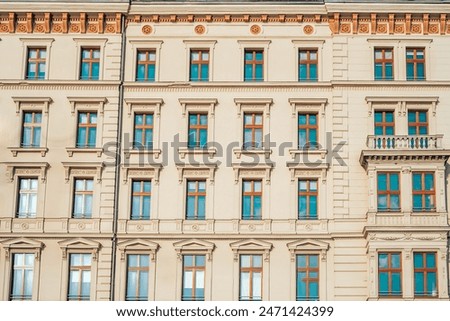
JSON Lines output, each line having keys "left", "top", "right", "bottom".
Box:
{"left": 76, "top": 112, "right": 97, "bottom": 148}
{"left": 412, "top": 172, "right": 435, "bottom": 212}
{"left": 374, "top": 111, "right": 394, "bottom": 135}
{"left": 188, "top": 113, "right": 208, "bottom": 149}
{"left": 26, "top": 48, "right": 46, "bottom": 80}
{"left": 377, "top": 172, "right": 400, "bottom": 212}
{"left": 244, "top": 49, "right": 263, "bottom": 81}
{"left": 131, "top": 180, "right": 151, "bottom": 220}
{"left": 68, "top": 253, "right": 91, "bottom": 301}
{"left": 10, "top": 253, "right": 34, "bottom": 301}
{"left": 242, "top": 180, "right": 262, "bottom": 220}
{"left": 190, "top": 49, "right": 209, "bottom": 81}
{"left": 298, "top": 179, "right": 318, "bottom": 220}
{"left": 239, "top": 254, "right": 262, "bottom": 301}
{"left": 406, "top": 48, "right": 425, "bottom": 80}
{"left": 182, "top": 255, "right": 205, "bottom": 301}
{"left": 21, "top": 112, "right": 42, "bottom": 148}
{"left": 73, "top": 178, "right": 93, "bottom": 219}
{"left": 298, "top": 49, "right": 318, "bottom": 82}
{"left": 126, "top": 254, "right": 149, "bottom": 301}
{"left": 136, "top": 49, "right": 156, "bottom": 81}
{"left": 296, "top": 254, "right": 319, "bottom": 301}
{"left": 374, "top": 48, "right": 393, "bottom": 80}
{"left": 298, "top": 113, "right": 318, "bottom": 149}
{"left": 133, "top": 113, "right": 153, "bottom": 149}
{"left": 243, "top": 113, "right": 263, "bottom": 150}
{"left": 17, "top": 178, "right": 38, "bottom": 218}
{"left": 80, "top": 47, "right": 100, "bottom": 80}
{"left": 378, "top": 252, "right": 402, "bottom": 297}
{"left": 414, "top": 252, "right": 437, "bottom": 297}
{"left": 186, "top": 180, "right": 206, "bottom": 220}
{"left": 408, "top": 111, "right": 428, "bottom": 135}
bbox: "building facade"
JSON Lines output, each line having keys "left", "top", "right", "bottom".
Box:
{"left": 0, "top": 0, "right": 449, "bottom": 301}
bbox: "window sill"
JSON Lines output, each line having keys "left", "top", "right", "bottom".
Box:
{"left": 124, "top": 148, "right": 162, "bottom": 159}
{"left": 178, "top": 147, "right": 217, "bottom": 159}
{"left": 9, "top": 147, "right": 48, "bottom": 157}
{"left": 289, "top": 148, "right": 327, "bottom": 159}
{"left": 66, "top": 147, "right": 103, "bottom": 157}
{"left": 234, "top": 148, "right": 272, "bottom": 159}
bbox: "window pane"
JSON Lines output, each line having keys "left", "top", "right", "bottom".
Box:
{"left": 426, "top": 253, "right": 436, "bottom": 268}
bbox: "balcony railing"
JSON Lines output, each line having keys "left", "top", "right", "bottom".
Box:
{"left": 367, "top": 135, "right": 443, "bottom": 150}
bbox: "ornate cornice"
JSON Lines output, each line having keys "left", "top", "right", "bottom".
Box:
{"left": 0, "top": 12, "right": 122, "bottom": 34}
{"left": 1, "top": 11, "right": 449, "bottom": 36}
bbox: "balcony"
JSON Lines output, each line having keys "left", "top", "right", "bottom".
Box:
{"left": 360, "top": 134, "right": 450, "bottom": 169}
{"left": 366, "top": 135, "right": 443, "bottom": 150}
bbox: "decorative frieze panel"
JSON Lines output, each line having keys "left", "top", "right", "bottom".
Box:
{"left": 0, "top": 12, "right": 122, "bottom": 34}
{"left": 3, "top": 12, "right": 450, "bottom": 36}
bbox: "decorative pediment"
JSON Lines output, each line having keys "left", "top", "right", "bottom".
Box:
{"left": 1, "top": 238, "right": 45, "bottom": 260}
{"left": 117, "top": 239, "right": 159, "bottom": 262}
{"left": 286, "top": 239, "right": 329, "bottom": 262}
{"left": 230, "top": 239, "right": 273, "bottom": 262}
{"left": 58, "top": 238, "right": 101, "bottom": 260}
{"left": 173, "top": 239, "right": 215, "bottom": 261}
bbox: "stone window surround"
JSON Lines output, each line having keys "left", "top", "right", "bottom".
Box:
{"left": 367, "top": 241, "right": 448, "bottom": 300}
{"left": 20, "top": 38, "right": 55, "bottom": 81}
{"left": 58, "top": 238, "right": 100, "bottom": 301}
{"left": 178, "top": 98, "right": 218, "bottom": 159}
{"left": 0, "top": 238, "right": 44, "bottom": 301}
{"left": 128, "top": 39, "right": 163, "bottom": 82}
{"left": 73, "top": 38, "right": 108, "bottom": 81}
{"left": 121, "top": 164, "right": 162, "bottom": 220}
{"left": 62, "top": 162, "right": 104, "bottom": 219}
{"left": 66, "top": 97, "right": 108, "bottom": 157}
{"left": 288, "top": 98, "right": 328, "bottom": 160}
{"left": 173, "top": 239, "right": 215, "bottom": 301}
{"left": 233, "top": 98, "right": 273, "bottom": 160}
{"left": 287, "top": 166, "right": 328, "bottom": 221}
{"left": 9, "top": 97, "right": 53, "bottom": 157}
{"left": 367, "top": 164, "right": 446, "bottom": 214}
{"left": 291, "top": 39, "right": 325, "bottom": 82}
{"left": 177, "top": 164, "right": 217, "bottom": 221}
{"left": 366, "top": 96, "right": 438, "bottom": 136}
{"left": 183, "top": 40, "right": 217, "bottom": 82}
{"left": 230, "top": 239, "right": 272, "bottom": 301}
{"left": 4, "top": 162, "right": 49, "bottom": 219}
{"left": 367, "top": 39, "right": 433, "bottom": 81}
{"left": 237, "top": 40, "right": 271, "bottom": 82}
{"left": 287, "top": 239, "right": 329, "bottom": 301}
{"left": 123, "top": 98, "right": 164, "bottom": 160}
{"left": 117, "top": 239, "right": 159, "bottom": 301}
